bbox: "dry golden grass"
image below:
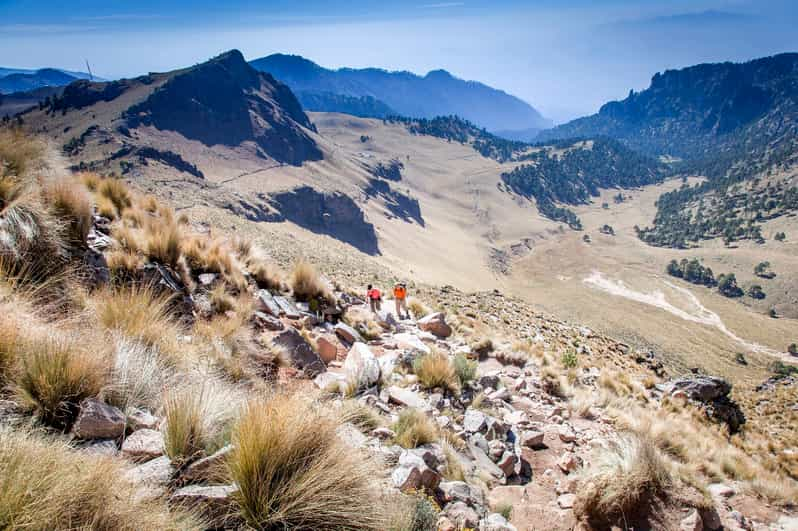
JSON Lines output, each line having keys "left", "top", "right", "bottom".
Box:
{"left": 163, "top": 381, "right": 242, "bottom": 464}
{"left": 0, "top": 128, "right": 45, "bottom": 178}
{"left": 412, "top": 350, "right": 458, "bottom": 393}
{"left": 495, "top": 349, "right": 531, "bottom": 367}
{"left": 103, "top": 338, "right": 173, "bottom": 413}
{"left": 94, "top": 286, "right": 181, "bottom": 363}
{"left": 407, "top": 297, "right": 429, "bottom": 319}
{"left": 0, "top": 314, "right": 20, "bottom": 385}
{"left": 96, "top": 194, "right": 118, "bottom": 219}
{"left": 14, "top": 333, "right": 108, "bottom": 429}
{"left": 339, "top": 399, "right": 383, "bottom": 432}
{"left": 229, "top": 394, "right": 390, "bottom": 530}
{"left": 106, "top": 249, "right": 144, "bottom": 282}
{"left": 0, "top": 428, "right": 202, "bottom": 530}
{"left": 290, "top": 260, "right": 332, "bottom": 303}
{"left": 249, "top": 258, "right": 283, "bottom": 291}
{"left": 97, "top": 178, "right": 131, "bottom": 214}
{"left": 145, "top": 218, "right": 181, "bottom": 268}
{"left": 392, "top": 408, "right": 438, "bottom": 449}
{"left": 574, "top": 432, "right": 672, "bottom": 527}
{"left": 209, "top": 284, "right": 237, "bottom": 315}
{"left": 42, "top": 177, "right": 92, "bottom": 246}
{"left": 78, "top": 171, "right": 100, "bottom": 191}
{"left": 140, "top": 194, "right": 159, "bottom": 213}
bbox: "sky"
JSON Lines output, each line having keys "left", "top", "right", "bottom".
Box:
{"left": 1, "top": 0, "right": 797, "bottom": 123}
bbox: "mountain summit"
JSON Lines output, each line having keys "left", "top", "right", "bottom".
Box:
{"left": 250, "top": 53, "right": 551, "bottom": 133}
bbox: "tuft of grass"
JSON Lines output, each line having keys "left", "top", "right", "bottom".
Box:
{"left": 495, "top": 350, "right": 530, "bottom": 367}
{"left": 96, "top": 194, "right": 118, "bottom": 219}
{"left": 0, "top": 428, "right": 202, "bottom": 530}
{"left": 145, "top": 218, "right": 181, "bottom": 268}
{"left": 392, "top": 408, "right": 438, "bottom": 449}
{"left": 469, "top": 337, "right": 494, "bottom": 357}
{"left": 163, "top": 381, "right": 242, "bottom": 464}
{"left": 453, "top": 353, "right": 477, "bottom": 387}
{"left": 407, "top": 298, "right": 429, "bottom": 320}
{"left": 412, "top": 350, "right": 458, "bottom": 393}
{"left": 290, "top": 260, "right": 332, "bottom": 303}
{"left": 561, "top": 350, "right": 579, "bottom": 369}
{"left": 14, "top": 333, "right": 107, "bottom": 429}
{"left": 209, "top": 284, "right": 237, "bottom": 315}
{"left": 79, "top": 172, "right": 100, "bottom": 192}
{"left": 106, "top": 249, "right": 144, "bottom": 282}
{"left": 0, "top": 128, "right": 46, "bottom": 178}
{"left": 0, "top": 314, "right": 20, "bottom": 385}
{"left": 97, "top": 178, "right": 131, "bottom": 214}
{"left": 43, "top": 178, "right": 92, "bottom": 246}
{"left": 249, "top": 259, "right": 283, "bottom": 291}
{"left": 494, "top": 502, "right": 513, "bottom": 521}
{"left": 340, "top": 400, "right": 383, "bottom": 432}
{"left": 574, "top": 433, "right": 671, "bottom": 527}
{"left": 140, "top": 194, "right": 159, "bottom": 213}
{"left": 229, "top": 394, "right": 390, "bottom": 530}
{"left": 103, "top": 338, "right": 172, "bottom": 413}
{"left": 94, "top": 286, "right": 180, "bottom": 362}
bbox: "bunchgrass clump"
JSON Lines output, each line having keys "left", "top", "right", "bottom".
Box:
{"left": 0, "top": 428, "right": 201, "bottom": 529}
{"left": 392, "top": 408, "right": 438, "bottom": 449}
{"left": 453, "top": 353, "right": 477, "bottom": 387}
{"left": 97, "top": 178, "right": 131, "bottom": 214}
{"left": 229, "top": 394, "right": 390, "bottom": 530}
{"left": 14, "top": 333, "right": 107, "bottom": 429}
{"left": 412, "top": 350, "right": 458, "bottom": 393}
{"left": 290, "top": 260, "right": 332, "bottom": 303}
{"left": 574, "top": 433, "right": 671, "bottom": 527}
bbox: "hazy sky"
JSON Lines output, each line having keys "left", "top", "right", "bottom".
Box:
{"left": 1, "top": 0, "right": 796, "bottom": 123}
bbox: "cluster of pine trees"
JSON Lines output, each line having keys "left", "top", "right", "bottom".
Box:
{"left": 666, "top": 258, "right": 771, "bottom": 300}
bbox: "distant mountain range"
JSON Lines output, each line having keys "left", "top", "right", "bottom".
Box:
{"left": 0, "top": 68, "right": 95, "bottom": 94}
{"left": 249, "top": 54, "right": 551, "bottom": 134}
{"left": 537, "top": 53, "right": 798, "bottom": 248}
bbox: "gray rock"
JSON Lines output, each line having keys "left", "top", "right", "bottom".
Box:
{"left": 478, "top": 373, "right": 501, "bottom": 390}
{"left": 484, "top": 512, "right": 518, "bottom": 531}
{"left": 80, "top": 439, "right": 119, "bottom": 457}
{"left": 170, "top": 484, "right": 238, "bottom": 527}
{"left": 180, "top": 445, "right": 232, "bottom": 484}
{"left": 386, "top": 386, "right": 430, "bottom": 410}
{"left": 273, "top": 327, "right": 325, "bottom": 377}
{"left": 671, "top": 375, "right": 731, "bottom": 402}
{"left": 391, "top": 450, "right": 441, "bottom": 491}
{"left": 445, "top": 501, "right": 479, "bottom": 529}
{"left": 463, "top": 409, "right": 487, "bottom": 433}
{"left": 126, "top": 455, "right": 174, "bottom": 501}
{"left": 558, "top": 425, "right": 577, "bottom": 443}
{"left": 497, "top": 451, "right": 517, "bottom": 477}
{"left": 485, "top": 416, "right": 510, "bottom": 440}
{"left": 334, "top": 322, "right": 364, "bottom": 344}
{"left": 198, "top": 273, "right": 217, "bottom": 287}
{"left": 680, "top": 510, "right": 703, "bottom": 531}
{"left": 410, "top": 443, "right": 446, "bottom": 471}
{"left": 372, "top": 427, "right": 396, "bottom": 440}
{"left": 344, "top": 342, "right": 381, "bottom": 389}
{"left": 73, "top": 399, "right": 126, "bottom": 440}
{"left": 468, "top": 443, "right": 505, "bottom": 484}
{"left": 313, "top": 371, "right": 344, "bottom": 392}
{"left": 121, "top": 429, "right": 164, "bottom": 461}
{"left": 252, "top": 311, "right": 284, "bottom": 331}
{"left": 255, "top": 289, "right": 281, "bottom": 316}
{"left": 127, "top": 408, "right": 159, "bottom": 431}
{"left": 439, "top": 480, "right": 486, "bottom": 507}
{"left": 707, "top": 483, "right": 735, "bottom": 499}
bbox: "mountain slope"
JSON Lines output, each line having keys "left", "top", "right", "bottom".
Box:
{"left": 23, "top": 50, "right": 321, "bottom": 168}
{"left": 250, "top": 53, "right": 550, "bottom": 133}
{"left": 0, "top": 68, "right": 94, "bottom": 94}
{"left": 539, "top": 53, "right": 798, "bottom": 248}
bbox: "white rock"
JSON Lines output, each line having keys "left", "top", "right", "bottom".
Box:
{"left": 121, "top": 429, "right": 164, "bottom": 461}
{"left": 393, "top": 333, "right": 431, "bottom": 354}
{"left": 344, "top": 342, "right": 381, "bottom": 389}
{"left": 463, "top": 409, "right": 487, "bottom": 433}
{"left": 557, "top": 493, "right": 576, "bottom": 509}
{"left": 520, "top": 430, "right": 545, "bottom": 448}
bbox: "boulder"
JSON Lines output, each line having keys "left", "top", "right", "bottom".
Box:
{"left": 121, "top": 429, "right": 164, "bottom": 461}
{"left": 73, "top": 399, "right": 126, "bottom": 440}
{"left": 445, "top": 501, "right": 479, "bottom": 529}
{"left": 410, "top": 444, "right": 446, "bottom": 471}
{"left": 671, "top": 375, "right": 731, "bottom": 402}
{"left": 386, "top": 386, "right": 430, "bottom": 410}
{"left": 463, "top": 409, "right": 487, "bottom": 433}
{"left": 344, "top": 342, "right": 381, "bottom": 389}
{"left": 80, "top": 439, "right": 119, "bottom": 457}
{"left": 334, "top": 322, "right": 364, "bottom": 344}
{"left": 417, "top": 312, "right": 452, "bottom": 338}
{"left": 468, "top": 443, "right": 505, "bottom": 484}
{"left": 707, "top": 483, "right": 735, "bottom": 499}
{"left": 485, "top": 416, "right": 510, "bottom": 440}
{"left": 316, "top": 336, "right": 338, "bottom": 364}
{"left": 125, "top": 455, "right": 174, "bottom": 500}
{"left": 438, "top": 481, "right": 486, "bottom": 507}
{"left": 484, "top": 513, "right": 518, "bottom": 531}
{"left": 255, "top": 289, "right": 281, "bottom": 316}
{"left": 170, "top": 485, "right": 238, "bottom": 527}
{"left": 520, "top": 430, "right": 545, "bottom": 449}
{"left": 557, "top": 452, "right": 580, "bottom": 474}
{"left": 273, "top": 328, "right": 325, "bottom": 377}
{"left": 127, "top": 408, "right": 159, "bottom": 431}
{"left": 497, "top": 451, "right": 517, "bottom": 477}
{"left": 479, "top": 373, "right": 501, "bottom": 390}
{"left": 393, "top": 333, "right": 431, "bottom": 354}
{"left": 252, "top": 311, "right": 284, "bottom": 331}
{"left": 391, "top": 450, "right": 441, "bottom": 491}
{"left": 558, "top": 425, "right": 577, "bottom": 443}
{"left": 181, "top": 445, "right": 233, "bottom": 484}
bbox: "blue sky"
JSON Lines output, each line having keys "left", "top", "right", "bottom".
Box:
{"left": 1, "top": 0, "right": 796, "bottom": 123}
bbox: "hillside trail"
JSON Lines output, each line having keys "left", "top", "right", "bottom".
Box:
{"left": 583, "top": 270, "right": 794, "bottom": 363}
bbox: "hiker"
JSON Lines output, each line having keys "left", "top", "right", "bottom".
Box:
{"left": 366, "top": 284, "right": 382, "bottom": 313}
{"left": 393, "top": 282, "right": 408, "bottom": 319}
